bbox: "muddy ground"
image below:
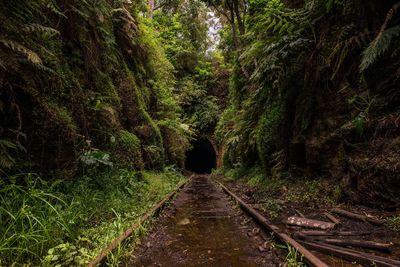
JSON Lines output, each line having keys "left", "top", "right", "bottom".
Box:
{"left": 124, "top": 175, "right": 285, "bottom": 266}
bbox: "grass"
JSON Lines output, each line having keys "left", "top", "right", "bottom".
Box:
{"left": 273, "top": 242, "right": 305, "bottom": 267}
{"left": 385, "top": 216, "right": 400, "bottom": 232}
{"left": 285, "top": 244, "right": 306, "bottom": 267}
{"left": 0, "top": 168, "right": 185, "bottom": 266}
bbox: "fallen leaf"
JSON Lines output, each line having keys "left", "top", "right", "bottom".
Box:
{"left": 177, "top": 218, "right": 190, "bottom": 225}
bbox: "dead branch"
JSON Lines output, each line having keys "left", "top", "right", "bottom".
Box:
{"left": 315, "top": 238, "right": 393, "bottom": 252}
{"left": 285, "top": 216, "right": 335, "bottom": 230}
{"left": 332, "top": 208, "right": 383, "bottom": 226}
{"left": 324, "top": 212, "right": 340, "bottom": 224}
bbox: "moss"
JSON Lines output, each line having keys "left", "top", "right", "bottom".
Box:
{"left": 255, "top": 104, "right": 282, "bottom": 172}
{"left": 92, "top": 68, "right": 121, "bottom": 108}
{"left": 1, "top": 0, "right": 191, "bottom": 175}
{"left": 123, "top": 63, "right": 166, "bottom": 169}
{"left": 41, "top": 101, "right": 78, "bottom": 134}
{"left": 111, "top": 130, "right": 143, "bottom": 169}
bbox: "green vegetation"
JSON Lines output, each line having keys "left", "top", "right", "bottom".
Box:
{"left": 215, "top": 0, "right": 400, "bottom": 207}
{"left": 284, "top": 245, "right": 306, "bottom": 267}
{"left": 0, "top": 169, "right": 184, "bottom": 265}
{"left": 0, "top": 0, "right": 191, "bottom": 176}
{"left": 385, "top": 216, "right": 400, "bottom": 232}
{"left": 218, "top": 0, "right": 400, "bottom": 173}
{"left": 222, "top": 166, "right": 339, "bottom": 219}
{"left": 152, "top": 1, "right": 229, "bottom": 136}
{"left": 1, "top": 0, "right": 400, "bottom": 265}
{"left": 0, "top": 0, "right": 224, "bottom": 264}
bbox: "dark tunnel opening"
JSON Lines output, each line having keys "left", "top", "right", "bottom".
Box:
{"left": 185, "top": 138, "right": 217, "bottom": 174}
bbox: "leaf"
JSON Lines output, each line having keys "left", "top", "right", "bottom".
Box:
{"left": 325, "top": 0, "right": 335, "bottom": 12}
{"left": 22, "top": 23, "right": 60, "bottom": 35}
{"left": 0, "top": 39, "right": 42, "bottom": 65}
{"left": 360, "top": 26, "right": 400, "bottom": 71}
{"left": 353, "top": 116, "right": 365, "bottom": 135}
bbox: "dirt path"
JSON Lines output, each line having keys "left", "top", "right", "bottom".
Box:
{"left": 125, "top": 175, "right": 282, "bottom": 266}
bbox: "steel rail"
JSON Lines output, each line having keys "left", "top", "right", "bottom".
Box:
{"left": 88, "top": 179, "right": 188, "bottom": 267}
{"left": 216, "top": 181, "right": 329, "bottom": 267}
{"left": 300, "top": 240, "right": 400, "bottom": 267}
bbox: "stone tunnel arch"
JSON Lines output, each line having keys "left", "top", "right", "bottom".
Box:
{"left": 185, "top": 137, "right": 217, "bottom": 174}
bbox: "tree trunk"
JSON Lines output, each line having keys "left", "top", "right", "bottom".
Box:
{"left": 233, "top": 0, "right": 245, "bottom": 35}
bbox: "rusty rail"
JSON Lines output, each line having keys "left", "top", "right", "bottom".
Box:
{"left": 216, "top": 181, "right": 329, "bottom": 267}
{"left": 300, "top": 240, "right": 400, "bottom": 267}
{"left": 88, "top": 179, "right": 188, "bottom": 267}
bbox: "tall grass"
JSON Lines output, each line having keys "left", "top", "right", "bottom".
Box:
{"left": 0, "top": 169, "right": 185, "bottom": 266}
{"left": 0, "top": 175, "right": 71, "bottom": 263}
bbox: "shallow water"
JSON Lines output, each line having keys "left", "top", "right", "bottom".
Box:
{"left": 134, "top": 175, "right": 272, "bottom": 266}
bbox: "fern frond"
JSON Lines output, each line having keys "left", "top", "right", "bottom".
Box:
{"left": 22, "top": 23, "right": 60, "bottom": 35}
{"left": 376, "top": 2, "right": 400, "bottom": 40}
{"left": 46, "top": 1, "right": 67, "bottom": 18}
{"left": 0, "top": 139, "right": 18, "bottom": 170}
{"left": 360, "top": 26, "right": 400, "bottom": 71}
{"left": 0, "top": 56, "right": 19, "bottom": 72}
{"left": 0, "top": 155, "right": 15, "bottom": 170}
{"left": 0, "top": 39, "right": 42, "bottom": 65}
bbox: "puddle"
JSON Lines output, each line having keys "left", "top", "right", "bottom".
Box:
{"left": 130, "top": 175, "right": 279, "bottom": 266}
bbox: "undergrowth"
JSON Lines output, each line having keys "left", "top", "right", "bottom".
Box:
{"left": 0, "top": 169, "right": 184, "bottom": 266}
{"left": 221, "top": 166, "right": 340, "bottom": 219}
{"left": 283, "top": 244, "right": 306, "bottom": 267}
{"left": 385, "top": 216, "right": 400, "bottom": 233}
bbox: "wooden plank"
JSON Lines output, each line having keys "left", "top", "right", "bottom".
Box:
{"left": 286, "top": 216, "right": 336, "bottom": 230}
{"left": 317, "top": 238, "right": 392, "bottom": 252}
{"left": 216, "top": 181, "right": 329, "bottom": 267}
{"left": 295, "top": 230, "right": 382, "bottom": 238}
{"left": 88, "top": 179, "right": 188, "bottom": 267}
{"left": 300, "top": 240, "right": 400, "bottom": 267}
{"left": 324, "top": 212, "right": 340, "bottom": 224}
{"left": 332, "top": 208, "right": 383, "bottom": 226}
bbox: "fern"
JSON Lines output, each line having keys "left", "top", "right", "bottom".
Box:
{"left": 22, "top": 23, "right": 60, "bottom": 35}
{"left": 0, "top": 39, "right": 42, "bottom": 65}
{"left": 360, "top": 26, "right": 400, "bottom": 71}
{"left": 0, "top": 139, "right": 18, "bottom": 171}
{"left": 0, "top": 50, "right": 19, "bottom": 71}
{"left": 360, "top": 2, "right": 400, "bottom": 71}
{"left": 325, "top": 0, "right": 334, "bottom": 12}
{"left": 329, "top": 31, "right": 372, "bottom": 79}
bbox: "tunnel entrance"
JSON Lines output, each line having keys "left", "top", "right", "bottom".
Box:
{"left": 185, "top": 138, "right": 217, "bottom": 174}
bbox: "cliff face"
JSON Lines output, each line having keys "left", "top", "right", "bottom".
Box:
{"left": 0, "top": 0, "right": 189, "bottom": 176}
{"left": 217, "top": 0, "right": 400, "bottom": 208}
{"left": 294, "top": 0, "right": 400, "bottom": 208}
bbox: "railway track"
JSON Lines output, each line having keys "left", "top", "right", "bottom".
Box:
{"left": 89, "top": 175, "right": 400, "bottom": 266}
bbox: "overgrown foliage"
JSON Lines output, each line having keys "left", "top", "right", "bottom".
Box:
{"left": 216, "top": 0, "right": 400, "bottom": 206}
{"left": 0, "top": 0, "right": 196, "bottom": 265}
{"left": 0, "top": 169, "right": 184, "bottom": 265}
{"left": 0, "top": 0, "right": 191, "bottom": 176}
{"left": 152, "top": 1, "right": 229, "bottom": 136}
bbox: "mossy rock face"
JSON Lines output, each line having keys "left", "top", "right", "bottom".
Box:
{"left": 135, "top": 123, "right": 165, "bottom": 170}
{"left": 0, "top": 0, "right": 192, "bottom": 176}
{"left": 255, "top": 105, "right": 282, "bottom": 170}
{"left": 111, "top": 130, "right": 144, "bottom": 169}
{"left": 159, "top": 124, "right": 189, "bottom": 168}
{"left": 98, "top": 105, "right": 121, "bottom": 129}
